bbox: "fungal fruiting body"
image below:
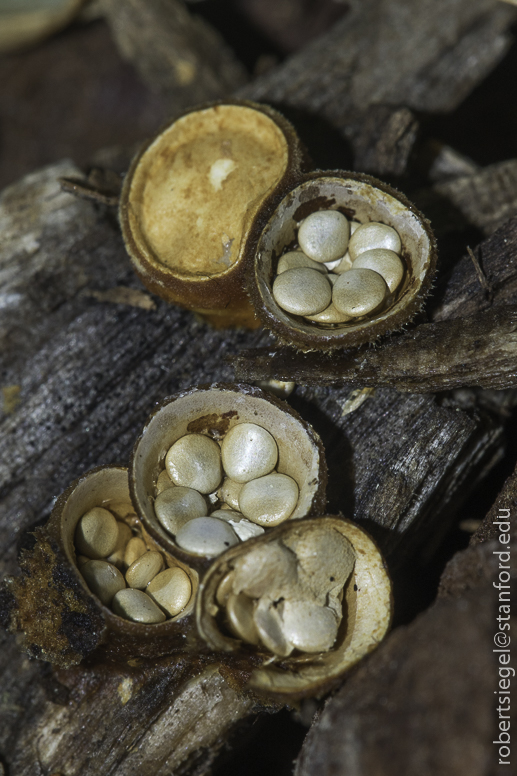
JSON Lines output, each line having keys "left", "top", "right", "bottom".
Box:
{"left": 8, "top": 400, "right": 392, "bottom": 697}
{"left": 251, "top": 173, "right": 437, "bottom": 352}
{"left": 119, "top": 101, "right": 306, "bottom": 328}
{"left": 197, "top": 516, "right": 393, "bottom": 699}
{"left": 75, "top": 503, "right": 192, "bottom": 623}
{"left": 272, "top": 212, "right": 405, "bottom": 323}
{"left": 130, "top": 384, "right": 327, "bottom": 570}
{"left": 152, "top": 424, "right": 300, "bottom": 558}
{"left": 215, "top": 524, "right": 354, "bottom": 656}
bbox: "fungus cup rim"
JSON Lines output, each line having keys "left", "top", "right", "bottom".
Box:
{"left": 54, "top": 464, "right": 200, "bottom": 655}
{"left": 129, "top": 382, "right": 328, "bottom": 573}
{"left": 246, "top": 169, "right": 438, "bottom": 352}
{"left": 195, "top": 514, "right": 393, "bottom": 700}
{"left": 119, "top": 99, "right": 308, "bottom": 324}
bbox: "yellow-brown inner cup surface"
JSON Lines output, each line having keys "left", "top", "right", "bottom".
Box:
{"left": 128, "top": 105, "right": 289, "bottom": 277}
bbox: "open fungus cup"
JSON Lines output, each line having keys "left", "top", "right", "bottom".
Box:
{"left": 5, "top": 466, "right": 200, "bottom": 667}
{"left": 130, "top": 383, "right": 327, "bottom": 572}
{"left": 120, "top": 99, "right": 437, "bottom": 344}
{"left": 248, "top": 171, "right": 437, "bottom": 351}
{"left": 119, "top": 100, "right": 307, "bottom": 328}
{"left": 196, "top": 515, "right": 393, "bottom": 700}
{"left": 5, "top": 432, "right": 392, "bottom": 698}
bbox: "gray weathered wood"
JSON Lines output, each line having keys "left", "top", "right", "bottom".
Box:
{"left": 433, "top": 159, "right": 517, "bottom": 238}
{"left": 1, "top": 2, "right": 517, "bottom": 773}
{"left": 101, "top": 0, "right": 248, "bottom": 108}
{"left": 233, "top": 303, "right": 517, "bottom": 392}
{"left": 240, "top": 0, "right": 517, "bottom": 168}
{"left": 295, "top": 463, "right": 517, "bottom": 776}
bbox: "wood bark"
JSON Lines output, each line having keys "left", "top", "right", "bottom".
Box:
{"left": 295, "top": 463, "right": 517, "bottom": 776}
{"left": 239, "top": 0, "right": 517, "bottom": 168}
{"left": 233, "top": 303, "right": 517, "bottom": 392}
{"left": 1, "top": 1, "right": 517, "bottom": 774}
{"left": 1, "top": 154, "right": 505, "bottom": 775}
{"left": 101, "top": 0, "right": 248, "bottom": 107}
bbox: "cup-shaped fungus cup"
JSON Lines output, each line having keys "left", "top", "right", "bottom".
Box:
{"left": 3, "top": 466, "right": 199, "bottom": 667}
{"left": 196, "top": 516, "right": 392, "bottom": 701}
{"left": 119, "top": 100, "right": 307, "bottom": 328}
{"left": 248, "top": 171, "right": 437, "bottom": 351}
{"left": 130, "top": 383, "right": 327, "bottom": 574}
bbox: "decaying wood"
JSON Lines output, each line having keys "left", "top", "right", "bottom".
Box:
{"left": 233, "top": 304, "right": 517, "bottom": 392}
{"left": 240, "top": 0, "right": 517, "bottom": 169}
{"left": 0, "top": 159, "right": 505, "bottom": 774}
{"left": 1, "top": 2, "right": 517, "bottom": 774}
{"left": 433, "top": 159, "right": 517, "bottom": 237}
{"left": 347, "top": 105, "right": 419, "bottom": 177}
{"left": 101, "top": 0, "right": 248, "bottom": 108}
{"left": 241, "top": 0, "right": 517, "bottom": 115}
{"left": 233, "top": 215, "right": 517, "bottom": 390}
{"left": 8, "top": 659, "right": 258, "bottom": 776}
{"left": 421, "top": 141, "right": 480, "bottom": 182}
{"left": 295, "top": 466, "right": 517, "bottom": 776}
{"left": 432, "top": 213, "right": 517, "bottom": 321}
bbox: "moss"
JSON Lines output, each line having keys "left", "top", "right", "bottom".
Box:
{"left": 7, "top": 527, "right": 106, "bottom": 667}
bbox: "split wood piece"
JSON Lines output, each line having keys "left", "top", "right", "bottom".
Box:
{"left": 347, "top": 105, "right": 419, "bottom": 177}
{"left": 432, "top": 214, "right": 517, "bottom": 322}
{"left": 241, "top": 0, "right": 517, "bottom": 115}
{"left": 232, "top": 216, "right": 517, "bottom": 389}
{"left": 5, "top": 659, "right": 258, "bottom": 776}
{"left": 440, "top": 456, "right": 517, "bottom": 591}
{"left": 233, "top": 305, "right": 517, "bottom": 392}
{"left": 432, "top": 159, "right": 517, "bottom": 238}
{"left": 294, "top": 581, "right": 506, "bottom": 776}
{"left": 240, "top": 0, "right": 517, "bottom": 170}
{"left": 295, "top": 466, "right": 517, "bottom": 776}
{"left": 101, "top": 0, "right": 247, "bottom": 109}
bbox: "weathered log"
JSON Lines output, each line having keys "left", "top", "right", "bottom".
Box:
{"left": 242, "top": 0, "right": 515, "bottom": 113}
{"left": 295, "top": 465, "right": 517, "bottom": 776}
{"left": 100, "top": 0, "right": 247, "bottom": 108}
{"left": 1, "top": 2, "right": 517, "bottom": 773}
{"left": 240, "top": 0, "right": 517, "bottom": 169}
{"left": 232, "top": 215, "right": 517, "bottom": 389}
{"left": 433, "top": 159, "right": 517, "bottom": 238}
{"left": 232, "top": 304, "right": 517, "bottom": 392}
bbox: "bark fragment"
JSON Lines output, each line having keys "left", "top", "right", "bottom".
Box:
{"left": 233, "top": 304, "right": 517, "bottom": 392}
{"left": 295, "top": 472, "right": 517, "bottom": 776}
{"left": 101, "top": 0, "right": 248, "bottom": 108}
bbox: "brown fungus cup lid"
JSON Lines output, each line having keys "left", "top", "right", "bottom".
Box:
{"left": 5, "top": 465, "right": 200, "bottom": 667}
{"left": 129, "top": 383, "right": 327, "bottom": 574}
{"left": 119, "top": 100, "right": 307, "bottom": 329}
{"left": 196, "top": 515, "right": 393, "bottom": 701}
{"left": 247, "top": 170, "right": 437, "bottom": 351}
